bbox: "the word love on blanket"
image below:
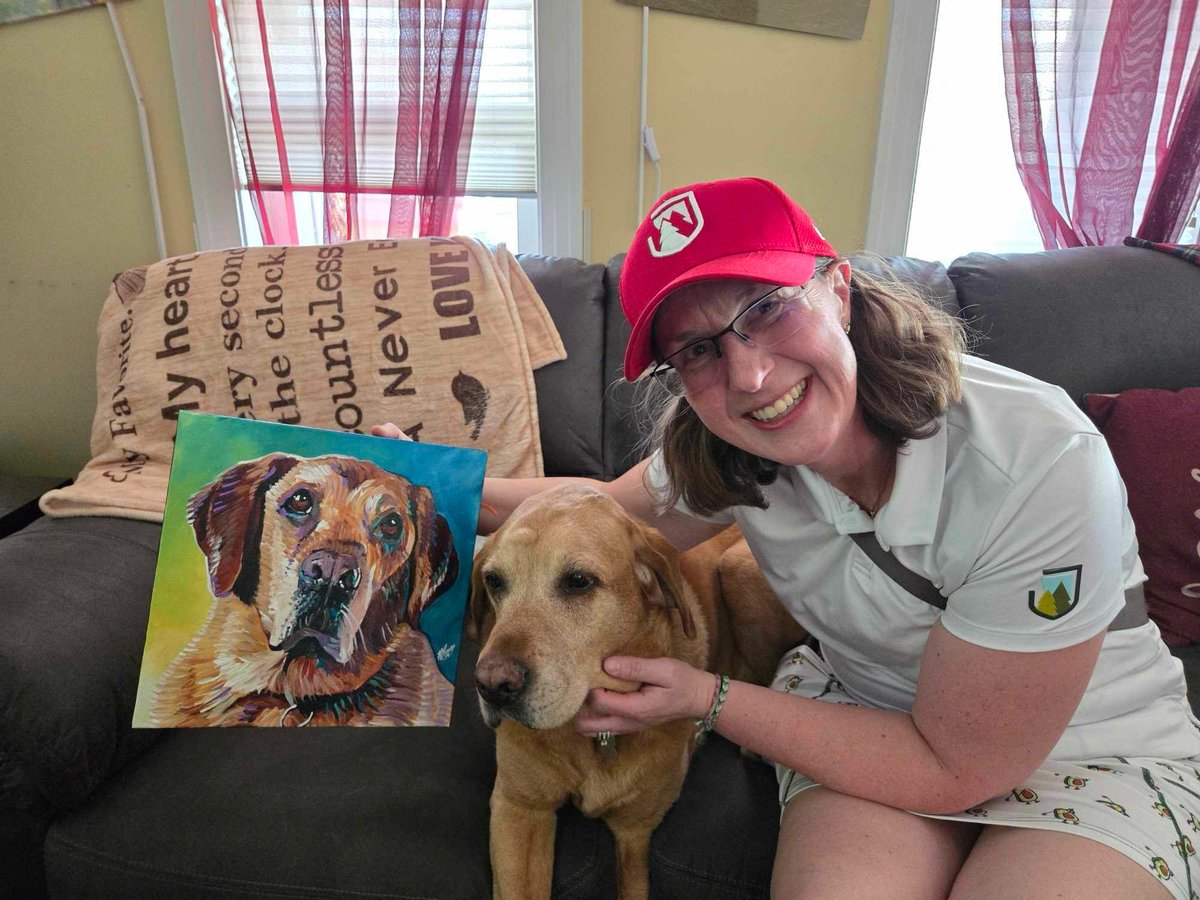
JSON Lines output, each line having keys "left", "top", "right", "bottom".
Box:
{"left": 41, "top": 237, "right": 565, "bottom": 522}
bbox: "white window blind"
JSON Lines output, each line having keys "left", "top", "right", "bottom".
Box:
{"left": 213, "top": 0, "right": 536, "bottom": 198}
{"left": 466, "top": 0, "right": 536, "bottom": 196}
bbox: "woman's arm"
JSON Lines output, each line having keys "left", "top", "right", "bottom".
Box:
{"left": 582, "top": 432, "right": 1127, "bottom": 812}
{"left": 582, "top": 621, "right": 1105, "bottom": 815}
{"left": 480, "top": 459, "right": 726, "bottom": 550}
{"left": 371, "top": 424, "right": 725, "bottom": 550}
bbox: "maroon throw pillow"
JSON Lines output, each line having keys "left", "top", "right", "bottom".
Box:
{"left": 1084, "top": 389, "right": 1200, "bottom": 646}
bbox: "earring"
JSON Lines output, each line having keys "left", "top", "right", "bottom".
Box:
{"left": 843, "top": 321, "right": 851, "bottom": 334}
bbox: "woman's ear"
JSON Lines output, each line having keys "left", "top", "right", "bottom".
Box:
{"left": 828, "top": 259, "right": 853, "bottom": 310}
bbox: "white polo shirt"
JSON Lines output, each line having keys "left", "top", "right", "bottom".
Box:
{"left": 650, "top": 355, "right": 1198, "bottom": 761}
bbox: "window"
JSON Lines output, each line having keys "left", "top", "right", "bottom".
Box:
{"left": 905, "top": 1, "right": 1045, "bottom": 263}
{"left": 166, "top": 0, "right": 581, "bottom": 256}
{"left": 867, "top": 0, "right": 1042, "bottom": 263}
{"left": 868, "top": 0, "right": 1199, "bottom": 262}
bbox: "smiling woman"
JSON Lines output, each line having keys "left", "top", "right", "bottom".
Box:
{"left": 641, "top": 258, "right": 966, "bottom": 517}
{"left": 440, "top": 176, "right": 1200, "bottom": 899}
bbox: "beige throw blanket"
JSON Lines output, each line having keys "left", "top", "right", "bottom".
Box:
{"left": 41, "top": 237, "right": 565, "bottom": 522}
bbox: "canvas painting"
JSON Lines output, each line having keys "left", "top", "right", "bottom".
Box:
{"left": 132, "top": 411, "right": 486, "bottom": 728}
{"left": 616, "top": 0, "right": 870, "bottom": 40}
{"left": 0, "top": 0, "right": 112, "bottom": 27}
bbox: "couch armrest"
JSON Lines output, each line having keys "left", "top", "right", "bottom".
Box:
{"left": 0, "top": 516, "right": 164, "bottom": 819}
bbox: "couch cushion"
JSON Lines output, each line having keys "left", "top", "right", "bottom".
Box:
{"left": 521, "top": 254, "right": 611, "bottom": 478}
{"left": 1084, "top": 389, "right": 1200, "bottom": 646}
{"left": 948, "top": 246, "right": 1200, "bottom": 402}
{"left": 43, "top": 635, "right": 604, "bottom": 898}
{"left": 649, "top": 737, "right": 780, "bottom": 898}
{"left": 0, "top": 515, "right": 164, "bottom": 897}
{"left": 0, "top": 516, "right": 163, "bottom": 811}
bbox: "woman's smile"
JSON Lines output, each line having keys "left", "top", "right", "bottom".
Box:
{"left": 747, "top": 377, "right": 809, "bottom": 423}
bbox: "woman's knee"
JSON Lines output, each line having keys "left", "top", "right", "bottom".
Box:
{"left": 772, "top": 787, "right": 980, "bottom": 900}
{"left": 951, "top": 825, "right": 1173, "bottom": 899}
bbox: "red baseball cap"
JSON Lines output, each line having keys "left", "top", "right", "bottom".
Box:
{"left": 620, "top": 177, "right": 838, "bottom": 381}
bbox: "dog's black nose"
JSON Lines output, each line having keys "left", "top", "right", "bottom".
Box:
{"left": 300, "top": 548, "right": 361, "bottom": 598}
{"left": 475, "top": 655, "right": 529, "bottom": 709}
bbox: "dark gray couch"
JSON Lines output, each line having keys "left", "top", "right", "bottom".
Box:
{"left": 2, "top": 245, "right": 1198, "bottom": 898}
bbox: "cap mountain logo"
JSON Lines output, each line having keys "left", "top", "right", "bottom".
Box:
{"left": 1028, "top": 565, "right": 1082, "bottom": 620}
{"left": 647, "top": 191, "right": 704, "bottom": 257}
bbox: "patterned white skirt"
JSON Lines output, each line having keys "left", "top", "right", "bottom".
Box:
{"left": 772, "top": 645, "right": 1199, "bottom": 900}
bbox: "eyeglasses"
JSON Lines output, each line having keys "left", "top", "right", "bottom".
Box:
{"left": 649, "top": 282, "right": 815, "bottom": 390}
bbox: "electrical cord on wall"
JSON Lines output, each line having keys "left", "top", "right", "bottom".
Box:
{"left": 637, "top": 8, "right": 664, "bottom": 219}
{"left": 107, "top": 1, "right": 166, "bottom": 260}
{"left": 638, "top": 5, "right": 649, "bottom": 222}
{"left": 643, "top": 125, "right": 662, "bottom": 203}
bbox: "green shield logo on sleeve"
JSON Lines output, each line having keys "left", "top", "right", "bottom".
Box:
{"left": 1028, "top": 565, "right": 1082, "bottom": 620}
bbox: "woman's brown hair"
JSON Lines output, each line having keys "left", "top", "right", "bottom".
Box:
{"left": 638, "top": 256, "right": 971, "bottom": 516}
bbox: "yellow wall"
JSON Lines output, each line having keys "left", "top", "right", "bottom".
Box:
{"left": 0, "top": 0, "right": 194, "bottom": 477}
{"left": 0, "top": 0, "right": 890, "bottom": 479}
{"left": 583, "top": 0, "right": 891, "bottom": 262}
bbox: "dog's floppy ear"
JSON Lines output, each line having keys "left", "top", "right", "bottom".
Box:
{"left": 631, "top": 523, "right": 696, "bottom": 640}
{"left": 405, "top": 485, "right": 459, "bottom": 626}
{"left": 187, "top": 453, "right": 298, "bottom": 601}
{"left": 466, "top": 537, "right": 494, "bottom": 640}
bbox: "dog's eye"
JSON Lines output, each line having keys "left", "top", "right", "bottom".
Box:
{"left": 283, "top": 489, "right": 315, "bottom": 518}
{"left": 483, "top": 571, "right": 506, "bottom": 594}
{"left": 376, "top": 512, "right": 404, "bottom": 542}
{"left": 561, "top": 570, "right": 596, "bottom": 594}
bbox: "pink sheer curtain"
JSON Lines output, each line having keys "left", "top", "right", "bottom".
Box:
{"left": 1002, "top": 0, "right": 1200, "bottom": 248}
{"left": 210, "top": 0, "right": 488, "bottom": 245}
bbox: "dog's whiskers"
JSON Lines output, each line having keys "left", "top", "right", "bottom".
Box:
{"left": 342, "top": 601, "right": 367, "bottom": 658}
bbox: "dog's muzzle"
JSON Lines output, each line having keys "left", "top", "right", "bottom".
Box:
{"left": 475, "top": 654, "right": 530, "bottom": 723}
{"left": 298, "top": 547, "right": 362, "bottom": 600}
{"left": 270, "top": 548, "right": 363, "bottom": 660}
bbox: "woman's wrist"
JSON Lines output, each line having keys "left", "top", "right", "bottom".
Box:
{"left": 693, "top": 671, "right": 719, "bottom": 719}
{"left": 694, "top": 672, "right": 730, "bottom": 733}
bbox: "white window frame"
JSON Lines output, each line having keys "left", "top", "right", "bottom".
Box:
{"left": 865, "top": 0, "right": 940, "bottom": 257}
{"left": 164, "top": 0, "right": 582, "bottom": 258}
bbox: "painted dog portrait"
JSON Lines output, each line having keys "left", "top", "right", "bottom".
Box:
{"left": 149, "top": 452, "right": 460, "bottom": 727}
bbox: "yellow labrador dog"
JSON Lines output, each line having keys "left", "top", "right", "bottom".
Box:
{"left": 469, "top": 485, "right": 804, "bottom": 899}
{"left": 152, "top": 453, "right": 458, "bottom": 727}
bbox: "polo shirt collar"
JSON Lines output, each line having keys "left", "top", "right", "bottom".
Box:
{"left": 790, "top": 417, "right": 947, "bottom": 547}
{"left": 875, "top": 417, "right": 947, "bottom": 547}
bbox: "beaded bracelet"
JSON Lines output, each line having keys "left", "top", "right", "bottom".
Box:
{"left": 695, "top": 673, "right": 730, "bottom": 735}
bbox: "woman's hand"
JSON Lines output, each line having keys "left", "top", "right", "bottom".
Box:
{"left": 575, "top": 656, "right": 717, "bottom": 736}
{"left": 370, "top": 422, "right": 411, "bottom": 440}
